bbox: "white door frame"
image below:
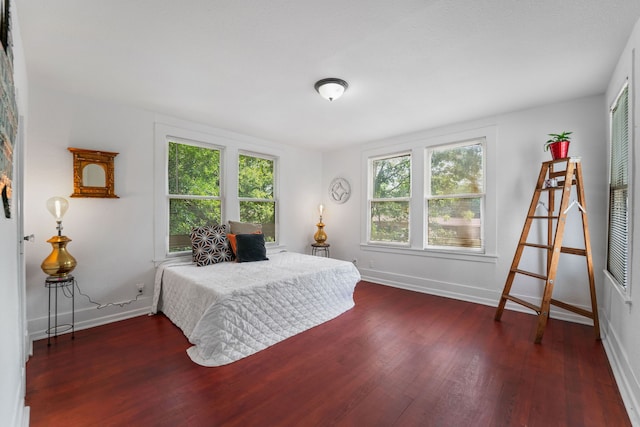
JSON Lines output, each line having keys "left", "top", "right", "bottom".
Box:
{"left": 14, "top": 116, "right": 30, "bottom": 427}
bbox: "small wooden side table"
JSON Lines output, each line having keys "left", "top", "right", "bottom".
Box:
{"left": 311, "top": 243, "right": 330, "bottom": 257}
{"left": 45, "top": 275, "right": 75, "bottom": 346}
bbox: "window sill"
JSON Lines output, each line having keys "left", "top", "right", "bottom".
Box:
{"left": 153, "top": 244, "right": 287, "bottom": 267}
{"left": 603, "top": 269, "right": 632, "bottom": 305}
{"left": 360, "top": 243, "right": 498, "bottom": 263}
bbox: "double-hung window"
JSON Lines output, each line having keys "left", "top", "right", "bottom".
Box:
{"left": 167, "top": 140, "right": 222, "bottom": 253}
{"left": 426, "top": 139, "right": 485, "bottom": 250}
{"left": 238, "top": 152, "right": 277, "bottom": 243}
{"left": 362, "top": 127, "right": 495, "bottom": 260}
{"left": 607, "top": 85, "right": 630, "bottom": 288}
{"left": 368, "top": 153, "right": 411, "bottom": 244}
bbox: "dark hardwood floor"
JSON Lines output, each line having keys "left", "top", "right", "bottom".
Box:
{"left": 26, "top": 281, "right": 630, "bottom": 427}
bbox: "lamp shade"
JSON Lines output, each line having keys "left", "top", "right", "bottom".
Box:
{"left": 314, "top": 78, "right": 348, "bottom": 101}
{"left": 46, "top": 197, "right": 69, "bottom": 221}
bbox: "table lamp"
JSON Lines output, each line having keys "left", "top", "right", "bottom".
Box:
{"left": 314, "top": 204, "right": 327, "bottom": 244}
{"left": 41, "top": 197, "right": 77, "bottom": 277}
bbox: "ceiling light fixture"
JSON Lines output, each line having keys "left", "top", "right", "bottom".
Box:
{"left": 314, "top": 78, "right": 349, "bottom": 101}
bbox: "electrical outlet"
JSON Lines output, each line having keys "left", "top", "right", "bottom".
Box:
{"left": 369, "top": 260, "right": 375, "bottom": 268}
{"left": 136, "top": 283, "right": 145, "bottom": 294}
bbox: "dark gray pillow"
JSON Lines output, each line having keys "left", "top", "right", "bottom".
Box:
{"left": 235, "top": 233, "right": 269, "bottom": 263}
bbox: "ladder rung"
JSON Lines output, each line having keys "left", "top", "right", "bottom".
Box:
{"left": 513, "top": 269, "right": 548, "bottom": 281}
{"left": 540, "top": 186, "right": 570, "bottom": 192}
{"left": 538, "top": 180, "right": 577, "bottom": 191}
{"left": 519, "top": 243, "right": 587, "bottom": 257}
{"left": 504, "top": 295, "right": 541, "bottom": 313}
{"left": 522, "top": 243, "right": 552, "bottom": 250}
{"left": 550, "top": 299, "right": 594, "bottom": 319}
{"left": 528, "top": 215, "right": 560, "bottom": 219}
{"left": 560, "top": 247, "right": 587, "bottom": 256}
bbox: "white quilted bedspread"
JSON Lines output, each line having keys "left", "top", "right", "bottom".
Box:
{"left": 151, "top": 251, "right": 361, "bottom": 366}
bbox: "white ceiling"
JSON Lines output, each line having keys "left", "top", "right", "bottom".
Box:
{"left": 16, "top": 0, "right": 640, "bottom": 150}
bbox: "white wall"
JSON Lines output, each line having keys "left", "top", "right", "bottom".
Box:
{"left": 24, "top": 85, "right": 323, "bottom": 339}
{"left": 1, "top": 1, "right": 29, "bottom": 425}
{"left": 323, "top": 95, "right": 607, "bottom": 319}
{"left": 24, "top": 85, "right": 157, "bottom": 335}
{"left": 602, "top": 17, "right": 640, "bottom": 426}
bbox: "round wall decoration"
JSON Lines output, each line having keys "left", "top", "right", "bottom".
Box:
{"left": 328, "top": 177, "right": 351, "bottom": 204}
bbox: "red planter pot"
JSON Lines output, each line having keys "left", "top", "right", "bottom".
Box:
{"left": 549, "top": 140, "right": 570, "bottom": 159}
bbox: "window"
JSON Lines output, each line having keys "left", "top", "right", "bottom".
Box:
{"left": 167, "top": 140, "right": 222, "bottom": 253}
{"left": 368, "top": 153, "right": 411, "bottom": 244}
{"left": 238, "top": 153, "right": 277, "bottom": 242}
{"left": 361, "top": 127, "right": 495, "bottom": 261}
{"left": 607, "top": 85, "right": 629, "bottom": 288}
{"left": 426, "top": 140, "right": 484, "bottom": 250}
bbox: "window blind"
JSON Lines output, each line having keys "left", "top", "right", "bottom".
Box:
{"left": 607, "top": 86, "right": 629, "bottom": 288}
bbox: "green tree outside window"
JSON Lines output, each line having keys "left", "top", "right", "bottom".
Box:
{"left": 369, "top": 154, "right": 411, "bottom": 243}
{"left": 427, "top": 141, "right": 484, "bottom": 249}
{"left": 239, "top": 154, "right": 276, "bottom": 242}
{"left": 167, "top": 141, "right": 221, "bottom": 253}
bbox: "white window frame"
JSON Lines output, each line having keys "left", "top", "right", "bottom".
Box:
{"left": 604, "top": 81, "right": 633, "bottom": 301}
{"left": 425, "top": 138, "right": 486, "bottom": 253}
{"left": 238, "top": 150, "right": 279, "bottom": 245}
{"left": 366, "top": 151, "right": 412, "bottom": 246}
{"left": 154, "top": 124, "right": 230, "bottom": 261}
{"left": 360, "top": 126, "right": 496, "bottom": 263}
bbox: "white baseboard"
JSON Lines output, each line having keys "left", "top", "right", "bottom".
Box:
{"left": 601, "top": 316, "right": 640, "bottom": 426}
{"left": 9, "top": 385, "right": 28, "bottom": 427}
{"left": 28, "top": 297, "right": 152, "bottom": 343}
{"left": 359, "top": 268, "right": 597, "bottom": 325}
{"left": 21, "top": 407, "right": 30, "bottom": 427}
{"left": 359, "top": 269, "right": 497, "bottom": 307}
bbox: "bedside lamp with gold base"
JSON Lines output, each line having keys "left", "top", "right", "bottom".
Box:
{"left": 41, "top": 196, "right": 77, "bottom": 345}
{"left": 41, "top": 197, "right": 77, "bottom": 277}
{"left": 312, "top": 204, "right": 330, "bottom": 257}
{"left": 314, "top": 204, "right": 327, "bottom": 244}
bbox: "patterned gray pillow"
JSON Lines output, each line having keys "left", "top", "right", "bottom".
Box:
{"left": 190, "top": 224, "right": 234, "bottom": 266}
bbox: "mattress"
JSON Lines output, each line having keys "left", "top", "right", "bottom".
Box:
{"left": 151, "top": 251, "right": 361, "bottom": 366}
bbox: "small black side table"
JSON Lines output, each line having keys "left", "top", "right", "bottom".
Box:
{"left": 45, "top": 275, "right": 75, "bottom": 346}
{"left": 311, "top": 243, "right": 330, "bottom": 257}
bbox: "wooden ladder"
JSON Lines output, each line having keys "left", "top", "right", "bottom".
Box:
{"left": 494, "top": 157, "right": 600, "bottom": 343}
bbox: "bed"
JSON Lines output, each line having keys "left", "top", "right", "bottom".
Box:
{"left": 151, "top": 251, "right": 361, "bottom": 367}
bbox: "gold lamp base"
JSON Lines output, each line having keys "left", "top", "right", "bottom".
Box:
{"left": 41, "top": 235, "right": 77, "bottom": 277}
{"left": 314, "top": 221, "right": 327, "bottom": 244}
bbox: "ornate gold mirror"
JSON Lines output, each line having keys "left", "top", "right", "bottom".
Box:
{"left": 68, "top": 147, "right": 119, "bottom": 198}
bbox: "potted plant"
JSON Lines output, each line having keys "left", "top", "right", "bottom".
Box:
{"left": 544, "top": 131, "right": 572, "bottom": 159}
